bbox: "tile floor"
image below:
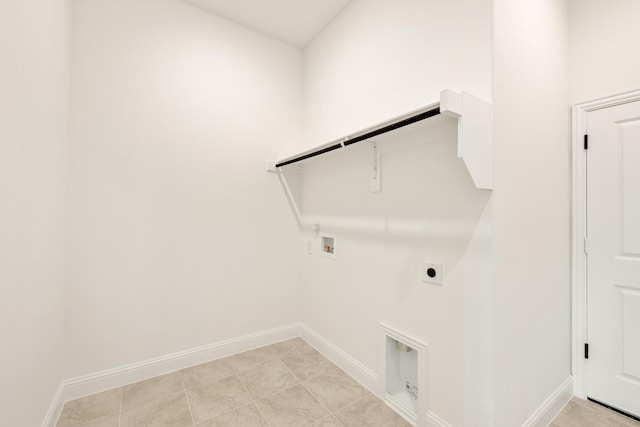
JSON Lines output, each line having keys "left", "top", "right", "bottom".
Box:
{"left": 56, "top": 338, "right": 411, "bottom": 427}
{"left": 56, "top": 337, "right": 640, "bottom": 427}
{"left": 551, "top": 397, "right": 640, "bottom": 427}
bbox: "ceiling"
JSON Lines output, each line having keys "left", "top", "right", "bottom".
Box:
{"left": 181, "top": 0, "right": 354, "bottom": 47}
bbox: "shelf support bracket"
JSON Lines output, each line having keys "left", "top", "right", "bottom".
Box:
{"left": 440, "top": 89, "right": 494, "bottom": 190}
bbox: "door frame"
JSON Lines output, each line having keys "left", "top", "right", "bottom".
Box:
{"left": 571, "top": 89, "right": 640, "bottom": 398}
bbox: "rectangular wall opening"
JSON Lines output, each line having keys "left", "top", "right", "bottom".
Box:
{"left": 386, "top": 336, "right": 419, "bottom": 414}
{"left": 379, "top": 323, "right": 428, "bottom": 426}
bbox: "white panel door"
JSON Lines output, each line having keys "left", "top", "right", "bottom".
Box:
{"left": 587, "top": 100, "right": 640, "bottom": 418}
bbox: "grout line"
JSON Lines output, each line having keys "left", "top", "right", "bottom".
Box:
{"left": 242, "top": 383, "right": 273, "bottom": 427}
{"left": 273, "top": 346, "right": 337, "bottom": 427}
{"left": 322, "top": 383, "right": 371, "bottom": 418}
{"left": 299, "top": 381, "right": 337, "bottom": 427}
{"left": 293, "top": 350, "right": 361, "bottom": 427}
{"left": 252, "top": 398, "right": 273, "bottom": 427}
{"left": 184, "top": 359, "right": 244, "bottom": 424}
{"left": 178, "top": 370, "right": 196, "bottom": 427}
{"left": 331, "top": 393, "right": 371, "bottom": 419}
{"left": 230, "top": 353, "right": 273, "bottom": 427}
{"left": 251, "top": 358, "right": 302, "bottom": 402}
{"left": 275, "top": 350, "right": 306, "bottom": 385}
{"left": 294, "top": 336, "right": 373, "bottom": 426}
{"left": 176, "top": 339, "right": 315, "bottom": 427}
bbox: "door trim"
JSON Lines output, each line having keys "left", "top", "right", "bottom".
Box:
{"left": 571, "top": 89, "right": 640, "bottom": 398}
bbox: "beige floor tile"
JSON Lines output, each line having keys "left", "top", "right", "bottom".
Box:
{"left": 237, "top": 358, "right": 299, "bottom": 400}
{"left": 56, "top": 413, "right": 119, "bottom": 427}
{"left": 122, "top": 372, "right": 183, "bottom": 411}
{"left": 281, "top": 348, "right": 336, "bottom": 382}
{"left": 335, "top": 395, "right": 411, "bottom": 427}
{"left": 196, "top": 403, "right": 269, "bottom": 427}
{"left": 56, "top": 388, "right": 121, "bottom": 427}
{"left": 551, "top": 398, "right": 640, "bottom": 427}
{"left": 186, "top": 374, "right": 252, "bottom": 424}
{"left": 256, "top": 384, "right": 329, "bottom": 426}
{"left": 227, "top": 346, "right": 278, "bottom": 374}
{"left": 312, "top": 415, "right": 344, "bottom": 426}
{"left": 181, "top": 358, "right": 235, "bottom": 390}
{"left": 121, "top": 391, "right": 192, "bottom": 427}
{"left": 269, "top": 338, "right": 316, "bottom": 359}
{"left": 304, "top": 365, "right": 370, "bottom": 412}
{"left": 55, "top": 345, "right": 640, "bottom": 427}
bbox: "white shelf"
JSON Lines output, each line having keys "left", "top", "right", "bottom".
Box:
{"left": 269, "top": 88, "right": 494, "bottom": 191}
{"left": 440, "top": 89, "right": 494, "bottom": 190}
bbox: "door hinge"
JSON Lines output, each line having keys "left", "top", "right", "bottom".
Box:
{"left": 584, "top": 134, "right": 589, "bottom": 150}
{"left": 584, "top": 237, "right": 588, "bottom": 254}
{"left": 584, "top": 343, "right": 589, "bottom": 359}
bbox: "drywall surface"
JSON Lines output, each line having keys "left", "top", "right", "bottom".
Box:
{"left": 569, "top": 0, "right": 640, "bottom": 103}
{"left": 299, "top": 1, "right": 494, "bottom": 424}
{"left": 493, "top": 0, "right": 571, "bottom": 425}
{"left": 302, "top": 0, "right": 493, "bottom": 149}
{"left": 66, "top": 0, "right": 303, "bottom": 378}
{"left": 0, "top": 0, "right": 70, "bottom": 424}
{"left": 293, "top": 117, "right": 493, "bottom": 426}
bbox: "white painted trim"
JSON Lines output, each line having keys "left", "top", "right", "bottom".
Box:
{"left": 379, "top": 323, "right": 428, "bottom": 353}
{"left": 43, "top": 322, "right": 452, "bottom": 427}
{"left": 571, "top": 99, "right": 588, "bottom": 400}
{"left": 426, "top": 410, "right": 452, "bottom": 427}
{"left": 41, "top": 382, "right": 64, "bottom": 427}
{"left": 386, "top": 393, "right": 419, "bottom": 425}
{"left": 571, "top": 89, "right": 640, "bottom": 399}
{"left": 521, "top": 377, "right": 574, "bottom": 427}
{"left": 42, "top": 323, "right": 300, "bottom": 427}
{"left": 379, "top": 323, "right": 443, "bottom": 427}
{"left": 63, "top": 323, "right": 300, "bottom": 401}
{"left": 298, "top": 324, "right": 379, "bottom": 395}
{"left": 384, "top": 395, "right": 451, "bottom": 427}
{"left": 303, "top": 323, "right": 450, "bottom": 427}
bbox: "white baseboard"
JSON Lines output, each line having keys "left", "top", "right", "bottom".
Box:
{"left": 385, "top": 393, "right": 419, "bottom": 425}
{"left": 522, "top": 377, "right": 574, "bottom": 427}
{"left": 41, "top": 382, "right": 64, "bottom": 427}
{"left": 298, "top": 324, "right": 379, "bottom": 396}
{"left": 384, "top": 392, "right": 451, "bottom": 427}
{"left": 299, "top": 325, "right": 450, "bottom": 427}
{"left": 42, "top": 323, "right": 300, "bottom": 427}
{"left": 426, "top": 410, "right": 451, "bottom": 427}
{"left": 44, "top": 323, "right": 457, "bottom": 427}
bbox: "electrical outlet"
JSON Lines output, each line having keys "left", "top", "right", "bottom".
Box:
{"left": 422, "top": 261, "right": 443, "bottom": 285}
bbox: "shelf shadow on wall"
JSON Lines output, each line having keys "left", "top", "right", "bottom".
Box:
{"left": 276, "top": 115, "right": 491, "bottom": 261}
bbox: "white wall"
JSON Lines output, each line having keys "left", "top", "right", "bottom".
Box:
{"left": 300, "top": 1, "right": 494, "bottom": 424}
{"left": 0, "top": 1, "right": 588, "bottom": 425}
{"left": 569, "top": 0, "right": 640, "bottom": 104}
{"left": 303, "top": 0, "right": 493, "bottom": 148}
{"left": 0, "top": 0, "right": 70, "bottom": 425}
{"left": 65, "top": 0, "right": 304, "bottom": 378}
{"left": 493, "top": 0, "right": 571, "bottom": 425}
{"left": 295, "top": 121, "right": 493, "bottom": 425}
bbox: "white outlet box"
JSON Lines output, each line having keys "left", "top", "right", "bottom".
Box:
{"left": 422, "top": 261, "right": 442, "bottom": 285}
{"left": 319, "top": 233, "right": 336, "bottom": 259}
